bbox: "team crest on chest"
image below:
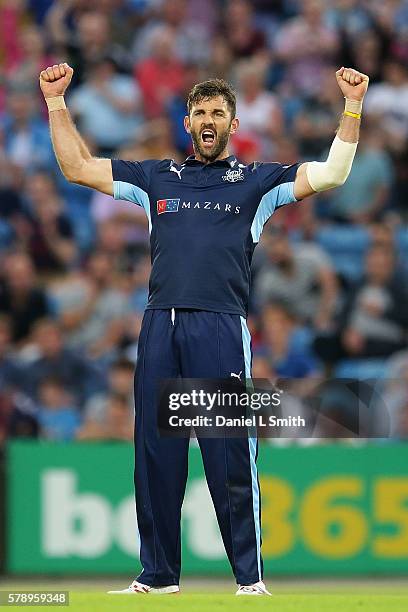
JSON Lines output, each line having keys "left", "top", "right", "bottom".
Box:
{"left": 222, "top": 168, "right": 245, "bottom": 183}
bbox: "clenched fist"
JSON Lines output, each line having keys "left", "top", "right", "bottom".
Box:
{"left": 39, "top": 63, "right": 74, "bottom": 99}
{"left": 336, "top": 67, "right": 369, "bottom": 101}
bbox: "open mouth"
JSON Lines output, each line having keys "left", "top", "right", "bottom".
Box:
{"left": 201, "top": 129, "right": 216, "bottom": 146}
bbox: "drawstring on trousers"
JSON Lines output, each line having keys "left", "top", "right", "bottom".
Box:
{"left": 171, "top": 308, "right": 175, "bottom": 325}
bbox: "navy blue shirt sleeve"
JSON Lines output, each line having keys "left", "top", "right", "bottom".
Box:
{"left": 111, "top": 159, "right": 159, "bottom": 206}
{"left": 256, "top": 161, "right": 300, "bottom": 202}
{"left": 251, "top": 162, "right": 300, "bottom": 243}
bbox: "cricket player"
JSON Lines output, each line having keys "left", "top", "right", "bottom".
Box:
{"left": 39, "top": 63, "right": 368, "bottom": 595}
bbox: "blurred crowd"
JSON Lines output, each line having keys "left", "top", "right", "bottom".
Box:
{"left": 1, "top": 0, "right": 408, "bottom": 445}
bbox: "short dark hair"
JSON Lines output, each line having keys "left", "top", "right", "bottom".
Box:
{"left": 187, "top": 78, "right": 236, "bottom": 118}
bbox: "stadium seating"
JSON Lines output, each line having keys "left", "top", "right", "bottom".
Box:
{"left": 316, "top": 226, "right": 371, "bottom": 282}
{"left": 334, "top": 358, "right": 387, "bottom": 380}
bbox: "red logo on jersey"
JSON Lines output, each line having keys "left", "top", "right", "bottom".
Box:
{"left": 157, "top": 199, "right": 180, "bottom": 214}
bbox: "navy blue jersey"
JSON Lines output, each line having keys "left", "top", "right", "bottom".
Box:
{"left": 112, "top": 155, "right": 299, "bottom": 316}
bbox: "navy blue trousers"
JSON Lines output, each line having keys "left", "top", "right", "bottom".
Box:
{"left": 133, "top": 308, "right": 263, "bottom": 586}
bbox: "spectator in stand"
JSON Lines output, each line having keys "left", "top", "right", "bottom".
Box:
{"left": 1, "top": 390, "right": 39, "bottom": 442}
{"left": 90, "top": 187, "right": 149, "bottom": 255}
{"left": 45, "top": 0, "right": 92, "bottom": 58}
{"left": 68, "top": 54, "right": 143, "bottom": 156}
{"left": 282, "top": 200, "right": 339, "bottom": 283}
{"left": 231, "top": 132, "right": 261, "bottom": 167}
{"left": 0, "top": 0, "right": 26, "bottom": 97}
{"left": 1, "top": 84, "right": 54, "bottom": 171}
{"left": 0, "top": 315, "right": 21, "bottom": 390}
{"left": 46, "top": 8, "right": 131, "bottom": 86}
{"left": 117, "top": 117, "right": 181, "bottom": 163}
{"left": 8, "top": 24, "right": 57, "bottom": 118}
{"left": 0, "top": 252, "right": 51, "bottom": 344}
{"left": 49, "top": 250, "right": 130, "bottom": 359}
{"left": 314, "top": 244, "right": 408, "bottom": 365}
{"left": 259, "top": 302, "right": 319, "bottom": 378}
{"left": 364, "top": 58, "right": 408, "bottom": 154}
{"left": 327, "top": 125, "right": 394, "bottom": 223}
{"left": 252, "top": 353, "right": 275, "bottom": 381}
{"left": 254, "top": 229, "right": 338, "bottom": 329}
{"left": 135, "top": 25, "right": 184, "bottom": 119}
{"left": 223, "top": 0, "right": 268, "bottom": 60}
{"left": 132, "top": 0, "right": 212, "bottom": 65}
{"left": 0, "top": 394, "right": 10, "bottom": 447}
{"left": 23, "top": 171, "right": 77, "bottom": 274}
{"left": 326, "top": 0, "right": 374, "bottom": 41}
{"left": 342, "top": 30, "right": 386, "bottom": 86}
{"left": 93, "top": 218, "right": 133, "bottom": 274}
{"left": 27, "top": 0, "right": 55, "bottom": 26}
{"left": 208, "top": 36, "right": 234, "bottom": 83}
{"left": 127, "top": 253, "right": 150, "bottom": 315}
{"left": 275, "top": 0, "right": 339, "bottom": 97}
{"left": 390, "top": 17, "right": 408, "bottom": 67}
{"left": 77, "top": 391, "right": 133, "bottom": 441}
{"left": 0, "top": 157, "right": 26, "bottom": 251}
{"left": 235, "top": 59, "right": 283, "bottom": 157}
{"left": 292, "top": 65, "right": 343, "bottom": 159}
{"left": 37, "top": 377, "right": 80, "bottom": 441}
{"left": 326, "top": 1, "right": 390, "bottom": 85}
{"left": 22, "top": 318, "right": 104, "bottom": 409}
{"left": 82, "top": 357, "right": 134, "bottom": 426}
{"left": 369, "top": 222, "right": 395, "bottom": 248}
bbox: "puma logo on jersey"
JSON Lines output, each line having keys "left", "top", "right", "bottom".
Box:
{"left": 170, "top": 164, "right": 185, "bottom": 180}
{"left": 230, "top": 371, "right": 242, "bottom": 380}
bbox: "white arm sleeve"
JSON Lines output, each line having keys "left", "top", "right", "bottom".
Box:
{"left": 306, "top": 135, "right": 358, "bottom": 192}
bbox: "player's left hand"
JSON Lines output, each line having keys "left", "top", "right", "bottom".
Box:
{"left": 335, "top": 67, "right": 369, "bottom": 101}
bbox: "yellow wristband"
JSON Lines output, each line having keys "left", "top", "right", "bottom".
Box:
{"left": 46, "top": 96, "right": 66, "bottom": 112}
{"left": 344, "top": 110, "right": 361, "bottom": 119}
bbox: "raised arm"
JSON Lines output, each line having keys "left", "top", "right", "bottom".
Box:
{"left": 294, "top": 67, "right": 369, "bottom": 201}
{"left": 39, "top": 63, "right": 113, "bottom": 195}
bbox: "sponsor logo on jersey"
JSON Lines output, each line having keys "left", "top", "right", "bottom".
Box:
{"left": 157, "top": 198, "right": 180, "bottom": 214}
{"left": 157, "top": 199, "right": 240, "bottom": 215}
{"left": 222, "top": 168, "right": 244, "bottom": 183}
{"left": 181, "top": 201, "right": 240, "bottom": 214}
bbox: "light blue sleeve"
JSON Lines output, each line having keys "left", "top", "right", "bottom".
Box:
{"left": 250, "top": 181, "right": 297, "bottom": 243}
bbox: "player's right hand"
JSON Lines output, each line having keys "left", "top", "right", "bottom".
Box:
{"left": 39, "top": 63, "right": 74, "bottom": 99}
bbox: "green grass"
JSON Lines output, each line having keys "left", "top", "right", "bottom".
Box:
{"left": 2, "top": 580, "right": 408, "bottom": 612}
{"left": 63, "top": 592, "right": 408, "bottom": 612}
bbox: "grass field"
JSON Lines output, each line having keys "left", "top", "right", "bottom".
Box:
{"left": 1, "top": 579, "right": 408, "bottom": 611}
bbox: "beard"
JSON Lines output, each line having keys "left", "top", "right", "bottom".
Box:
{"left": 190, "top": 124, "right": 231, "bottom": 162}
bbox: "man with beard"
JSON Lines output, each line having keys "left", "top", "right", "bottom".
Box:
{"left": 39, "top": 63, "right": 368, "bottom": 595}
